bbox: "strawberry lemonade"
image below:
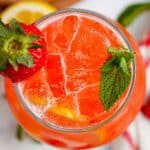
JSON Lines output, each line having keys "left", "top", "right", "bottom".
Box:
{"left": 5, "top": 9, "right": 145, "bottom": 149}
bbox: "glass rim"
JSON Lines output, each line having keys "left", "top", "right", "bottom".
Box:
{"left": 14, "top": 8, "right": 136, "bottom": 133}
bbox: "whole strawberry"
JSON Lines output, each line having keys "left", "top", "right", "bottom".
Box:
{"left": 0, "top": 19, "right": 47, "bottom": 82}
{"left": 142, "top": 96, "right": 150, "bottom": 119}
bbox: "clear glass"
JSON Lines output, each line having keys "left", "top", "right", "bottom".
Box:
{"left": 5, "top": 9, "right": 146, "bottom": 149}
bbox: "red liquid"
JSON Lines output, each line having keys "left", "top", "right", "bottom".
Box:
{"left": 5, "top": 11, "right": 145, "bottom": 149}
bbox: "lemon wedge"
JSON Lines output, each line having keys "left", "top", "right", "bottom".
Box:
{"left": 50, "top": 107, "right": 77, "bottom": 120}
{"left": 1, "top": 0, "right": 56, "bottom": 24}
{"left": 49, "top": 106, "right": 89, "bottom": 121}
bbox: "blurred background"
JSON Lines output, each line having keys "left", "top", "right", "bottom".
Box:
{"left": 0, "top": 0, "right": 150, "bottom": 150}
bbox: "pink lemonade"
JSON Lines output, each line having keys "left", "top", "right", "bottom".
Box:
{"left": 5, "top": 9, "right": 145, "bottom": 149}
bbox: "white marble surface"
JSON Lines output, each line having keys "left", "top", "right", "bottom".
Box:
{"left": 0, "top": 0, "right": 149, "bottom": 150}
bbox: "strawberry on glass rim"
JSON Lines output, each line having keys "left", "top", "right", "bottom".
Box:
{"left": 0, "top": 19, "right": 47, "bottom": 82}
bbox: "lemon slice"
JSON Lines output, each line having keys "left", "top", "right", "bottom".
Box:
{"left": 49, "top": 106, "right": 89, "bottom": 121}
{"left": 50, "top": 107, "right": 77, "bottom": 120}
{"left": 1, "top": 0, "right": 56, "bottom": 24}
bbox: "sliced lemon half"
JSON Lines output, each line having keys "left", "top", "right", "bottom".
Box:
{"left": 1, "top": 1, "right": 56, "bottom": 24}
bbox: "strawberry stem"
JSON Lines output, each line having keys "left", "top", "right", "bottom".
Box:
{"left": 9, "top": 40, "right": 22, "bottom": 50}
{"left": 0, "top": 19, "right": 42, "bottom": 71}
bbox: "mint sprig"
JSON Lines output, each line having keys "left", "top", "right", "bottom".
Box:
{"left": 100, "top": 47, "right": 135, "bottom": 111}
{"left": 117, "top": 2, "right": 150, "bottom": 27}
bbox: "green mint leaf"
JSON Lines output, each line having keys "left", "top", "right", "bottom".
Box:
{"left": 119, "top": 57, "right": 130, "bottom": 76}
{"left": 101, "top": 58, "right": 116, "bottom": 72}
{"left": 100, "top": 47, "right": 134, "bottom": 111}
{"left": 108, "top": 47, "right": 135, "bottom": 62}
{"left": 16, "top": 124, "right": 23, "bottom": 141}
{"left": 117, "top": 2, "right": 150, "bottom": 27}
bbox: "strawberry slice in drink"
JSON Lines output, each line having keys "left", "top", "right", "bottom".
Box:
{"left": 45, "top": 55, "right": 66, "bottom": 98}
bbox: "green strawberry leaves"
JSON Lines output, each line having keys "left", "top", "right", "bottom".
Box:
{"left": 0, "top": 19, "right": 42, "bottom": 71}
{"left": 0, "top": 21, "right": 10, "bottom": 37}
{"left": 9, "top": 19, "right": 25, "bottom": 35}
{"left": 0, "top": 52, "right": 8, "bottom": 70}
{"left": 100, "top": 47, "right": 135, "bottom": 111}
